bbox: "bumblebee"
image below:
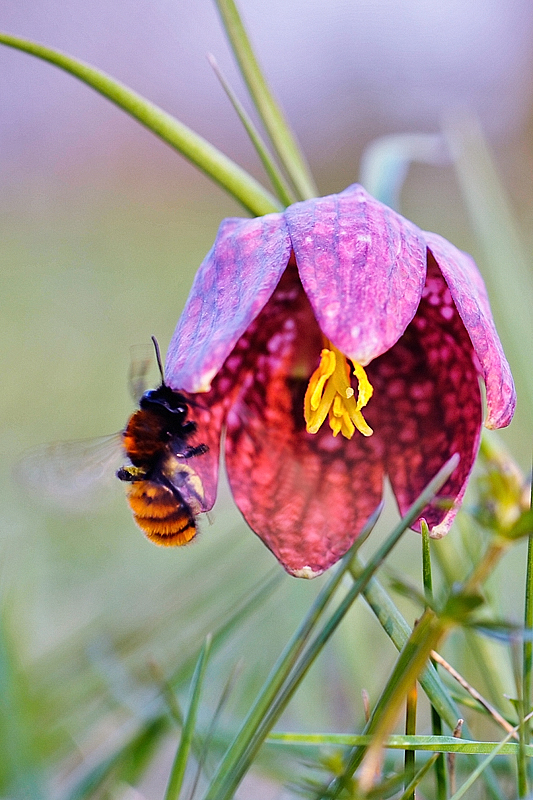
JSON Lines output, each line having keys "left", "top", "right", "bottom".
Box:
{"left": 117, "top": 380, "right": 208, "bottom": 545}
{"left": 17, "top": 338, "right": 208, "bottom": 546}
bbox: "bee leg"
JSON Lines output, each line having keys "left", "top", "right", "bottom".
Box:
{"left": 181, "top": 444, "right": 209, "bottom": 459}
{"left": 181, "top": 420, "right": 197, "bottom": 435}
{"left": 117, "top": 465, "right": 146, "bottom": 482}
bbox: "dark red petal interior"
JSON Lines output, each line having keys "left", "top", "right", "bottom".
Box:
{"left": 366, "top": 257, "right": 482, "bottom": 530}
{"left": 223, "top": 265, "right": 384, "bottom": 575}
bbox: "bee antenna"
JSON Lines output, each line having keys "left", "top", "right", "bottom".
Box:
{"left": 151, "top": 336, "right": 166, "bottom": 385}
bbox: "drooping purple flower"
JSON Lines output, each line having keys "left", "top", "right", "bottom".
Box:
{"left": 165, "top": 183, "right": 515, "bottom": 578}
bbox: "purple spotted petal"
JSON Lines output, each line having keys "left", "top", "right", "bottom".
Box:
{"left": 165, "top": 214, "right": 291, "bottom": 392}
{"left": 285, "top": 183, "right": 427, "bottom": 365}
{"left": 424, "top": 233, "right": 516, "bottom": 429}
{"left": 367, "top": 258, "right": 482, "bottom": 537}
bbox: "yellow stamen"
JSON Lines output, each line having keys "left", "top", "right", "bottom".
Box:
{"left": 304, "top": 342, "right": 374, "bottom": 439}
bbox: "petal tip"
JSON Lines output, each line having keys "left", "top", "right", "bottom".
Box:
{"left": 484, "top": 390, "right": 517, "bottom": 430}
{"left": 288, "top": 565, "right": 324, "bottom": 579}
{"left": 428, "top": 515, "right": 455, "bottom": 539}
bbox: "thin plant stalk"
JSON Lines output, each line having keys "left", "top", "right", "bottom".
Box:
{"left": 164, "top": 635, "right": 212, "bottom": 800}
{"left": 422, "top": 518, "right": 447, "bottom": 799}
{"left": 213, "top": 0, "right": 318, "bottom": 200}
{"left": 207, "top": 54, "right": 295, "bottom": 207}
{"left": 397, "top": 754, "right": 440, "bottom": 800}
{"left": 204, "top": 456, "right": 459, "bottom": 800}
{"left": 404, "top": 684, "right": 417, "bottom": 799}
{"left": 523, "top": 473, "right": 533, "bottom": 792}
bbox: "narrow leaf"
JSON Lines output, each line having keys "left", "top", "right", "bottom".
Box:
{"left": 201, "top": 505, "right": 382, "bottom": 800}
{"left": 213, "top": 0, "right": 318, "bottom": 200}
{"left": 207, "top": 54, "right": 295, "bottom": 207}
{"left": 164, "top": 635, "right": 212, "bottom": 800}
{"left": 266, "top": 731, "right": 533, "bottom": 756}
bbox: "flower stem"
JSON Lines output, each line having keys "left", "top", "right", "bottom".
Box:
{"left": 421, "top": 519, "right": 448, "bottom": 799}
{"left": 0, "top": 31, "right": 281, "bottom": 217}
{"left": 404, "top": 684, "right": 417, "bottom": 799}
{"left": 523, "top": 478, "right": 533, "bottom": 729}
{"left": 207, "top": 53, "right": 296, "bottom": 207}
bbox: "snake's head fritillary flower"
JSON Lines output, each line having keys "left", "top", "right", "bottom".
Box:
{"left": 165, "top": 184, "right": 515, "bottom": 578}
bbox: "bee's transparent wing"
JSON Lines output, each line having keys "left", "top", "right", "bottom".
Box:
{"left": 128, "top": 343, "right": 155, "bottom": 402}
{"left": 14, "top": 433, "right": 125, "bottom": 512}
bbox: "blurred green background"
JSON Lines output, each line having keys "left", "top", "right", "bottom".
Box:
{"left": 1, "top": 1, "right": 533, "bottom": 797}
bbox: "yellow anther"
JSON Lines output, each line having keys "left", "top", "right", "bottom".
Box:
{"left": 304, "top": 341, "right": 374, "bottom": 439}
{"left": 309, "top": 349, "right": 336, "bottom": 411}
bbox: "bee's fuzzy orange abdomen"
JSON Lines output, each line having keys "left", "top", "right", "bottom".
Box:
{"left": 126, "top": 480, "right": 197, "bottom": 546}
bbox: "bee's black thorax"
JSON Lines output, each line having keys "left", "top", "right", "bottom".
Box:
{"left": 118, "top": 386, "right": 207, "bottom": 478}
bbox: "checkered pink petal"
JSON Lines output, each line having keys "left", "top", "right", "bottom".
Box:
{"left": 165, "top": 213, "right": 291, "bottom": 393}
{"left": 286, "top": 184, "right": 427, "bottom": 364}
{"left": 424, "top": 231, "right": 516, "bottom": 429}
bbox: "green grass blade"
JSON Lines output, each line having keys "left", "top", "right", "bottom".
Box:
{"left": 213, "top": 0, "right": 318, "bottom": 200}
{"left": 201, "top": 508, "right": 382, "bottom": 800}
{"left": 0, "top": 31, "right": 281, "bottom": 217}
{"left": 164, "top": 635, "right": 212, "bottom": 800}
{"left": 421, "top": 520, "right": 433, "bottom": 602}
{"left": 431, "top": 705, "right": 448, "bottom": 800}
{"left": 351, "top": 558, "right": 461, "bottom": 729}
{"left": 206, "top": 456, "right": 458, "bottom": 800}
{"left": 207, "top": 54, "right": 295, "bottom": 207}
{"left": 266, "top": 731, "right": 533, "bottom": 756}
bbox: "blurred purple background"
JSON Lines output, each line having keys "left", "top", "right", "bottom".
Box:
{"left": 2, "top": 0, "right": 533, "bottom": 189}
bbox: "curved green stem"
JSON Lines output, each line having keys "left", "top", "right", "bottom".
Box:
{"left": 207, "top": 53, "right": 296, "bottom": 207}
{"left": 0, "top": 31, "right": 281, "bottom": 217}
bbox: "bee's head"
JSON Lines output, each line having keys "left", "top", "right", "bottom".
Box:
{"left": 140, "top": 385, "right": 188, "bottom": 419}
